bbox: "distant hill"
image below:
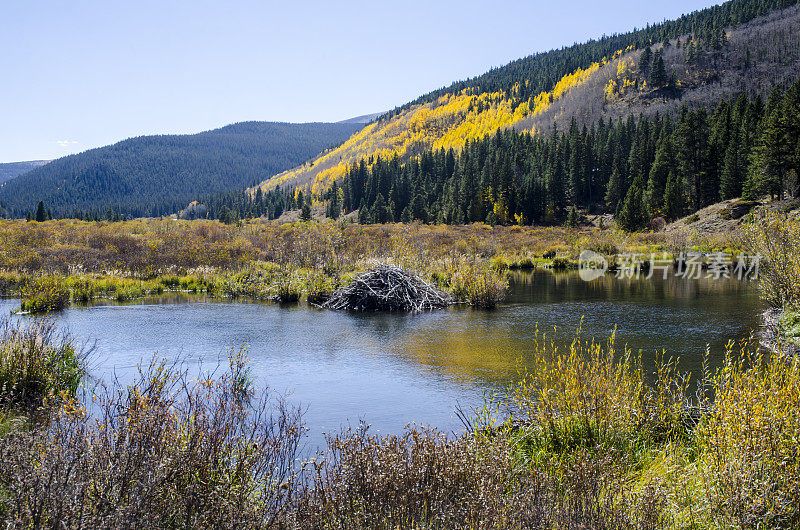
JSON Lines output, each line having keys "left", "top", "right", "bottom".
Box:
{"left": 0, "top": 160, "right": 49, "bottom": 184}
{"left": 0, "top": 121, "right": 363, "bottom": 218}
{"left": 338, "top": 112, "right": 383, "bottom": 124}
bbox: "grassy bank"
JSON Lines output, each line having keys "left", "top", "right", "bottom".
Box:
{"left": 0, "top": 218, "right": 740, "bottom": 312}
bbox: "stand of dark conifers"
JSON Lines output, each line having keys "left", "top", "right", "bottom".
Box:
{"left": 322, "top": 265, "right": 453, "bottom": 312}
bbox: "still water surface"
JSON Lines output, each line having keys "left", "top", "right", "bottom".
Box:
{"left": 1, "top": 271, "right": 761, "bottom": 446}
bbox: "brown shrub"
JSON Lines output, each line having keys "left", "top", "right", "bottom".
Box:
{"left": 289, "top": 426, "right": 660, "bottom": 529}
{"left": 0, "top": 350, "right": 304, "bottom": 528}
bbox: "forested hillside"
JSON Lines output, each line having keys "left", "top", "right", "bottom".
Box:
{"left": 251, "top": 0, "right": 800, "bottom": 202}
{"left": 254, "top": 62, "right": 602, "bottom": 196}
{"left": 0, "top": 161, "right": 49, "bottom": 184}
{"left": 333, "top": 3, "right": 800, "bottom": 229}
{"left": 207, "top": 80, "right": 798, "bottom": 229}
{"left": 397, "top": 0, "right": 798, "bottom": 110}
{"left": 0, "top": 122, "right": 362, "bottom": 219}
{"left": 519, "top": 4, "right": 800, "bottom": 132}
{"left": 336, "top": 83, "right": 799, "bottom": 229}
{"left": 6, "top": 0, "right": 798, "bottom": 226}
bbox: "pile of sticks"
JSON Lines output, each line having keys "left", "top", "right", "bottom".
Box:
{"left": 322, "top": 265, "right": 452, "bottom": 312}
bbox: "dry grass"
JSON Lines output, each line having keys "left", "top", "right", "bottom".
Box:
{"left": 0, "top": 218, "right": 734, "bottom": 277}
{"left": 0, "top": 218, "right": 740, "bottom": 312}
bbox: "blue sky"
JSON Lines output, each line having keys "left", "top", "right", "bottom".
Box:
{"left": 0, "top": 0, "right": 718, "bottom": 162}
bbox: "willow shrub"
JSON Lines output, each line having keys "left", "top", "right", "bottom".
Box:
{"left": 699, "top": 345, "right": 800, "bottom": 527}
{"left": 290, "top": 425, "right": 659, "bottom": 529}
{"left": 0, "top": 318, "right": 83, "bottom": 408}
{"left": 304, "top": 269, "right": 337, "bottom": 305}
{"left": 510, "top": 331, "right": 691, "bottom": 467}
{"left": 19, "top": 276, "right": 70, "bottom": 313}
{"left": 1, "top": 218, "right": 737, "bottom": 278}
{"left": 0, "top": 349, "right": 305, "bottom": 528}
{"left": 442, "top": 258, "right": 509, "bottom": 309}
{"left": 746, "top": 211, "right": 800, "bottom": 308}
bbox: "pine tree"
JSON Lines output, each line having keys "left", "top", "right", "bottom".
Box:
{"left": 645, "top": 139, "right": 673, "bottom": 216}
{"left": 617, "top": 178, "right": 649, "bottom": 231}
{"left": 638, "top": 46, "right": 653, "bottom": 74}
{"left": 686, "top": 42, "right": 698, "bottom": 65}
{"left": 372, "top": 194, "right": 388, "bottom": 223}
{"left": 720, "top": 134, "right": 744, "bottom": 199}
{"left": 327, "top": 183, "right": 342, "bottom": 219}
{"left": 674, "top": 108, "right": 710, "bottom": 209}
{"left": 358, "top": 205, "right": 372, "bottom": 224}
{"left": 604, "top": 166, "right": 624, "bottom": 212}
{"left": 566, "top": 206, "right": 579, "bottom": 228}
{"left": 663, "top": 170, "right": 685, "bottom": 221}
{"left": 749, "top": 104, "right": 788, "bottom": 200}
{"left": 567, "top": 119, "right": 585, "bottom": 205}
{"left": 300, "top": 202, "right": 312, "bottom": 222}
{"left": 386, "top": 199, "right": 396, "bottom": 223}
{"left": 546, "top": 163, "right": 566, "bottom": 222}
{"left": 742, "top": 172, "right": 761, "bottom": 201}
{"left": 410, "top": 192, "right": 427, "bottom": 223}
{"left": 650, "top": 51, "right": 667, "bottom": 88}
{"left": 218, "top": 205, "right": 233, "bottom": 224}
{"left": 35, "top": 201, "right": 47, "bottom": 222}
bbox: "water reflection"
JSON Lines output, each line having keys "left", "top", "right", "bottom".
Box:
{"left": 0, "top": 270, "right": 761, "bottom": 445}
{"left": 381, "top": 271, "right": 760, "bottom": 387}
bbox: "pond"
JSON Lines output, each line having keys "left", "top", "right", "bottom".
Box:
{"left": 2, "top": 270, "right": 761, "bottom": 447}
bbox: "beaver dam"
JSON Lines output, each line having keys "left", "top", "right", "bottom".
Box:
{"left": 322, "top": 265, "right": 452, "bottom": 312}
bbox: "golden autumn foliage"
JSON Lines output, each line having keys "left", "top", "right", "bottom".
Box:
{"left": 502, "top": 331, "right": 800, "bottom": 528}
{"left": 254, "top": 60, "right": 606, "bottom": 199}
{"left": 699, "top": 346, "right": 800, "bottom": 525}
{"left": 605, "top": 57, "right": 640, "bottom": 100}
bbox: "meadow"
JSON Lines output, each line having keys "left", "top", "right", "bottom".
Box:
{"left": 0, "top": 217, "right": 740, "bottom": 312}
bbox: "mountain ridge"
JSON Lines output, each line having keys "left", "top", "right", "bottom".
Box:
{"left": 0, "top": 121, "right": 364, "bottom": 218}
{"left": 338, "top": 112, "right": 384, "bottom": 124}
{"left": 0, "top": 160, "right": 50, "bottom": 184}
